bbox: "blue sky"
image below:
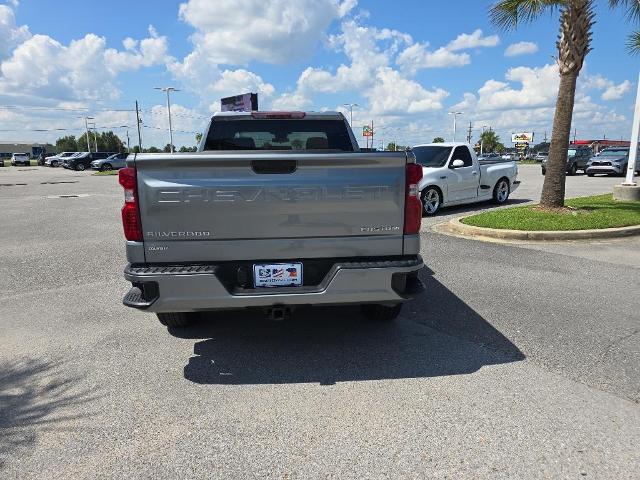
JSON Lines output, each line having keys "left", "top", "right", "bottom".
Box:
{"left": 0, "top": 0, "right": 637, "bottom": 148}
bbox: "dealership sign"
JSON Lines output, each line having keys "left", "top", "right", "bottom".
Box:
{"left": 512, "top": 132, "right": 534, "bottom": 143}
{"left": 221, "top": 93, "right": 259, "bottom": 112}
{"left": 362, "top": 126, "right": 373, "bottom": 137}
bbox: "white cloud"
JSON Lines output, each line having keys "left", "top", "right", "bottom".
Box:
{"left": 397, "top": 44, "right": 470, "bottom": 73}
{"left": 177, "top": 0, "right": 356, "bottom": 65}
{"left": 396, "top": 29, "right": 498, "bottom": 74}
{"left": 602, "top": 80, "right": 632, "bottom": 101}
{"left": 0, "top": 26, "right": 169, "bottom": 103}
{"left": 0, "top": 4, "right": 31, "bottom": 60}
{"left": 446, "top": 29, "right": 499, "bottom": 51}
{"left": 504, "top": 41, "right": 538, "bottom": 57}
{"left": 272, "top": 19, "right": 448, "bottom": 117}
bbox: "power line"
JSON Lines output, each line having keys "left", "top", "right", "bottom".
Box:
{"left": 141, "top": 124, "right": 199, "bottom": 134}
{"left": 0, "top": 105, "right": 135, "bottom": 113}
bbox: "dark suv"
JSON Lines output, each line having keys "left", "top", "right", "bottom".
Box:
{"left": 541, "top": 145, "right": 592, "bottom": 176}
{"left": 66, "top": 152, "right": 116, "bottom": 171}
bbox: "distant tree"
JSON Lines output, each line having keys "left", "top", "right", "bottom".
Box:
{"left": 146, "top": 146, "right": 161, "bottom": 153}
{"left": 132, "top": 145, "right": 141, "bottom": 154}
{"left": 56, "top": 135, "right": 78, "bottom": 153}
{"left": 76, "top": 134, "right": 94, "bottom": 152}
{"left": 101, "top": 131, "right": 124, "bottom": 152}
{"left": 432, "top": 137, "right": 445, "bottom": 143}
{"left": 163, "top": 144, "right": 175, "bottom": 153}
{"left": 195, "top": 132, "right": 203, "bottom": 144}
{"left": 479, "top": 130, "right": 502, "bottom": 153}
{"left": 531, "top": 142, "right": 550, "bottom": 154}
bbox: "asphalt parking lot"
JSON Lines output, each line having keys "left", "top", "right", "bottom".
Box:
{"left": 1, "top": 165, "right": 639, "bottom": 479}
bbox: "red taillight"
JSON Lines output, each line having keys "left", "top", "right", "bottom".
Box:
{"left": 404, "top": 163, "right": 423, "bottom": 234}
{"left": 251, "top": 111, "right": 306, "bottom": 119}
{"left": 118, "top": 167, "right": 142, "bottom": 241}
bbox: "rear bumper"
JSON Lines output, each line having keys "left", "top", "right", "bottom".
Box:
{"left": 123, "top": 256, "right": 425, "bottom": 313}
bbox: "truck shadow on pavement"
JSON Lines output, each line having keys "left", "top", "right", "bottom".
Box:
{"left": 173, "top": 268, "right": 525, "bottom": 385}
{"left": 0, "top": 358, "right": 98, "bottom": 470}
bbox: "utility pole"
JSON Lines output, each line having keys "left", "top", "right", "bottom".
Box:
{"left": 343, "top": 103, "right": 358, "bottom": 127}
{"left": 544, "top": 131, "right": 548, "bottom": 143}
{"left": 573, "top": 128, "right": 577, "bottom": 143}
{"left": 154, "top": 87, "right": 180, "bottom": 153}
{"left": 135, "top": 100, "right": 142, "bottom": 151}
{"left": 448, "top": 111, "right": 463, "bottom": 142}
{"left": 371, "top": 120, "right": 374, "bottom": 151}
{"left": 466, "top": 122, "right": 472, "bottom": 144}
{"left": 126, "top": 129, "right": 130, "bottom": 153}
{"left": 88, "top": 121, "right": 98, "bottom": 152}
{"left": 81, "top": 116, "right": 94, "bottom": 152}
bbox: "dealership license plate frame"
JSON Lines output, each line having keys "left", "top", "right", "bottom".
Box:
{"left": 253, "top": 262, "right": 303, "bottom": 288}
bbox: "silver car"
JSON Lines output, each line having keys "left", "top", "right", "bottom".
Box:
{"left": 586, "top": 148, "right": 634, "bottom": 177}
{"left": 91, "top": 153, "right": 128, "bottom": 171}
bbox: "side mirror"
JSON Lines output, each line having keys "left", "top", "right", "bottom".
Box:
{"left": 451, "top": 159, "right": 465, "bottom": 168}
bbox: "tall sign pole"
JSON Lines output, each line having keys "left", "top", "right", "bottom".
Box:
{"left": 623, "top": 73, "right": 640, "bottom": 186}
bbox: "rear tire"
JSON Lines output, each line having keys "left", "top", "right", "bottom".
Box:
{"left": 76, "top": 163, "right": 85, "bottom": 171}
{"left": 361, "top": 303, "right": 402, "bottom": 321}
{"left": 101, "top": 163, "right": 113, "bottom": 171}
{"left": 493, "top": 178, "right": 510, "bottom": 205}
{"left": 156, "top": 312, "right": 196, "bottom": 328}
{"left": 421, "top": 187, "right": 441, "bottom": 216}
{"left": 568, "top": 163, "right": 577, "bottom": 176}
{"left": 541, "top": 168, "right": 546, "bottom": 176}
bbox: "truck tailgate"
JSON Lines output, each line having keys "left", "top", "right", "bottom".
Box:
{"left": 134, "top": 152, "right": 407, "bottom": 262}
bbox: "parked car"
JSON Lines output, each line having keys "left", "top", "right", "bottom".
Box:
{"left": 91, "top": 152, "right": 128, "bottom": 171}
{"left": 477, "top": 153, "right": 501, "bottom": 161}
{"left": 45, "top": 151, "right": 76, "bottom": 167}
{"left": 411, "top": 142, "right": 520, "bottom": 216}
{"left": 586, "top": 148, "right": 634, "bottom": 177}
{"left": 533, "top": 152, "right": 548, "bottom": 162}
{"left": 541, "top": 145, "right": 592, "bottom": 176}
{"left": 121, "top": 110, "right": 425, "bottom": 327}
{"left": 65, "top": 152, "right": 116, "bottom": 171}
{"left": 10, "top": 153, "right": 30, "bottom": 166}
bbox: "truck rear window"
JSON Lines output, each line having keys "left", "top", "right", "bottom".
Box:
{"left": 204, "top": 119, "right": 354, "bottom": 151}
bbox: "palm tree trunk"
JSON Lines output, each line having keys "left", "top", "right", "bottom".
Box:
{"left": 539, "top": 72, "right": 578, "bottom": 208}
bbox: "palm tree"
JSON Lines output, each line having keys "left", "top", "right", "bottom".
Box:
{"left": 490, "top": 0, "right": 639, "bottom": 208}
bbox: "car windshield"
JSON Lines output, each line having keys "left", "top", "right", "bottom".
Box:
{"left": 599, "top": 150, "right": 628, "bottom": 157}
{"left": 411, "top": 146, "right": 453, "bottom": 167}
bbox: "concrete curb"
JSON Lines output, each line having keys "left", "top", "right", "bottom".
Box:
{"left": 442, "top": 217, "right": 640, "bottom": 241}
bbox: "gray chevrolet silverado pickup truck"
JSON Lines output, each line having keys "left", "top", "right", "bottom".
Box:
{"left": 120, "top": 111, "right": 424, "bottom": 328}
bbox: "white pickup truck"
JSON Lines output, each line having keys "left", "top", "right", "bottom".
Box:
{"left": 411, "top": 142, "right": 520, "bottom": 215}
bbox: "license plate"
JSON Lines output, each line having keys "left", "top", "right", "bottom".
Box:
{"left": 253, "top": 263, "right": 303, "bottom": 287}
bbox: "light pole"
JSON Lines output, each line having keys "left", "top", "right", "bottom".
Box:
{"left": 343, "top": 103, "right": 358, "bottom": 127}
{"left": 448, "top": 112, "right": 463, "bottom": 142}
{"left": 480, "top": 125, "right": 488, "bottom": 155}
{"left": 88, "top": 121, "right": 98, "bottom": 152}
{"left": 154, "top": 86, "right": 180, "bottom": 153}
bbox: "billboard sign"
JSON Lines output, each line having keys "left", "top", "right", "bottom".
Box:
{"left": 362, "top": 126, "right": 373, "bottom": 137}
{"left": 221, "top": 93, "right": 259, "bottom": 112}
{"left": 512, "top": 132, "right": 534, "bottom": 143}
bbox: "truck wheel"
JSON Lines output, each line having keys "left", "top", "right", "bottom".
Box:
{"left": 541, "top": 168, "right": 546, "bottom": 175}
{"left": 361, "top": 304, "right": 402, "bottom": 321}
{"left": 76, "top": 163, "right": 86, "bottom": 171}
{"left": 493, "top": 178, "right": 510, "bottom": 204}
{"left": 568, "top": 163, "right": 577, "bottom": 176}
{"left": 587, "top": 173, "right": 594, "bottom": 177}
{"left": 101, "top": 163, "right": 113, "bottom": 171}
{"left": 421, "top": 187, "right": 441, "bottom": 216}
{"left": 156, "top": 312, "right": 196, "bottom": 328}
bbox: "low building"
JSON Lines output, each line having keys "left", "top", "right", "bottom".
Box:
{"left": 0, "top": 141, "right": 55, "bottom": 159}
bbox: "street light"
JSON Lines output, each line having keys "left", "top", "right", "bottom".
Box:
{"left": 480, "top": 125, "right": 488, "bottom": 155}
{"left": 343, "top": 103, "right": 358, "bottom": 127}
{"left": 448, "top": 111, "right": 463, "bottom": 142}
{"left": 154, "top": 86, "right": 180, "bottom": 153}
